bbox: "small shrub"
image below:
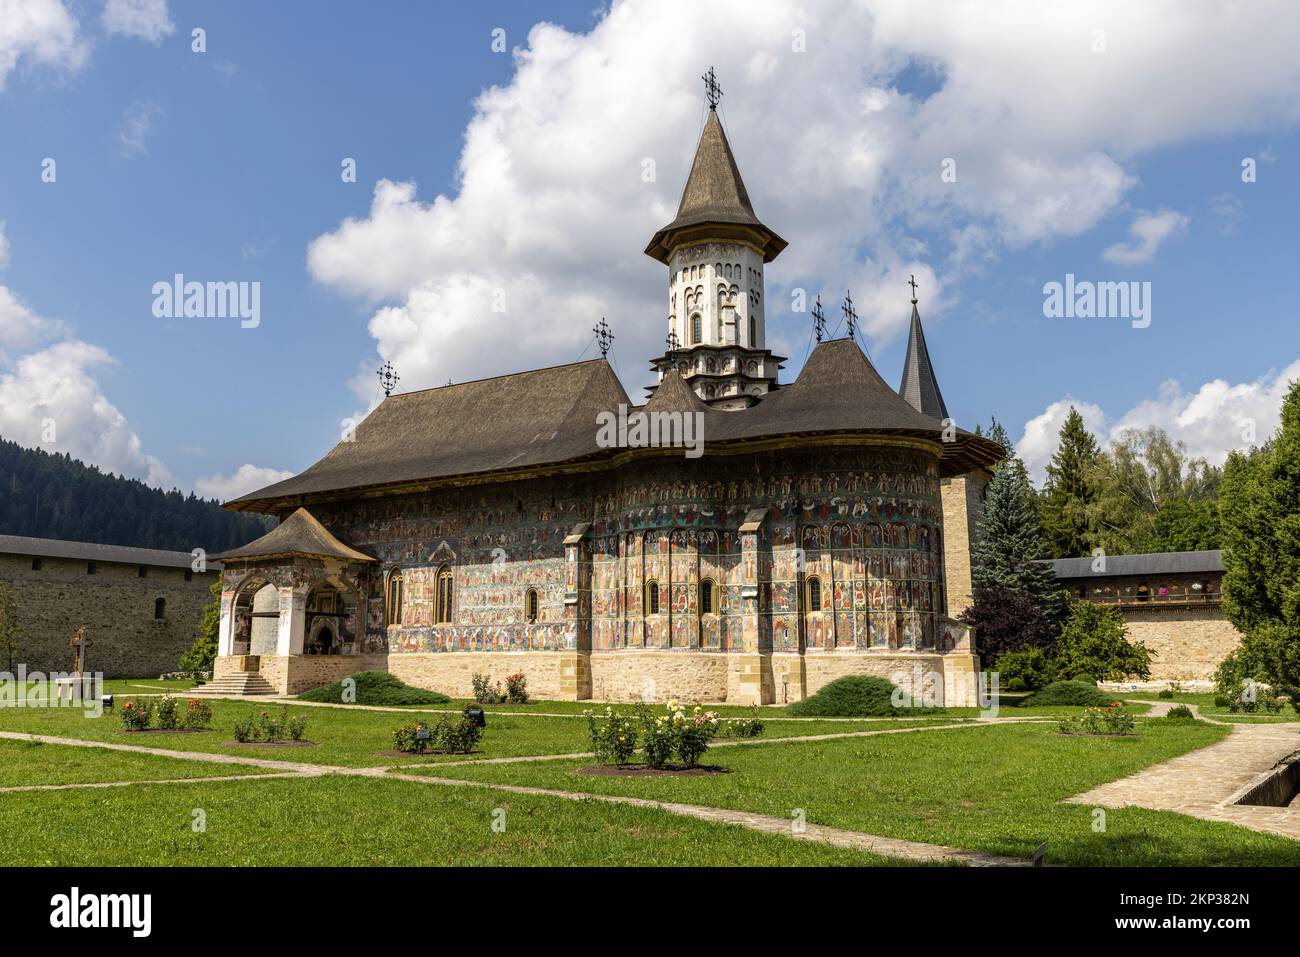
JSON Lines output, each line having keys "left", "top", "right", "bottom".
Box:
{"left": 256, "top": 709, "right": 284, "bottom": 742}
{"left": 638, "top": 705, "right": 677, "bottom": 768}
{"left": 436, "top": 707, "right": 485, "bottom": 754}
{"left": 287, "top": 713, "right": 308, "bottom": 741}
{"left": 393, "top": 723, "right": 432, "bottom": 754}
{"left": 232, "top": 714, "right": 254, "bottom": 742}
{"left": 182, "top": 699, "right": 213, "bottom": 729}
{"left": 675, "top": 706, "right": 721, "bottom": 767}
{"left": 787, "top": 675, "right": 926, "bottom": 717}
{"left": 471, "top": 672, "right": 509, "bottom": 704}
{"left": 1166, "top": 704, "right": 1196, "bottom": 721}
{"left": 504, "top": 672, "right": 529, "bottom": 704}
{"left": 299, "top": 671, "right": 449, "bottom": 706}
{"left": 586, "top": 707, "right": 638, "bottom": 765}
{"left": 155, "top": 696, "right": 180, "bottom": 730}
{"left": 119, "top": 699, "right": 153, "bottom": 731}
{"left": 1023, "top": 680, "right": 1113, "bottom": 708}
{"left": 719, "top": 716, "right": 765, "bottom": 738}
{"left": 1157, "top": 688, "right": 1175, "bottom": 699}
{"left": 1058, "top": 702, "right": 1135, "bottom": 735}
{"left": 994, "top": 647, "right": 1056, "bottom": 692}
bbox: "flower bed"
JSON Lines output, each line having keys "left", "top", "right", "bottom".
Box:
{"left": 585, "top": 700, "right": 748, "bottom": 769}
{"left": 1057, "top": 702, "right": 1135, "bottom": 736}
{"left": 233, "top": 706, "right": 308, "bottom": 744}
{"left": 118, "top": 697, "right": 213, "bottom": 733}
{"left": 391, "top": 706, "right": 484, "bottom": 755}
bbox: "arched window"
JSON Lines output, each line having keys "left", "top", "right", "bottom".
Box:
{"left": 748, "top": 314, "right": 756, "bottom": 346}
{"left": 646, "top": 580, "right": 660, "bottom": 615}
{"left": 153, "top": 597, "right": 165, "bottom": 621}
{"left": 806, "top": 575, "right": 823, "bottom": 612}
{"left": 386, "top": 570, "right": 404, "bottom": 626}
{"left": 690, "top": 313, "right": 701, "bottom": 345}
{"left": 524, "top": 587, "right": 539, "bottom": 623}
{"left": 435, "top": 566, "right": 454, "bottom": 623}
{"left": 699, "top": 578, "right": 715, "bottom": 615}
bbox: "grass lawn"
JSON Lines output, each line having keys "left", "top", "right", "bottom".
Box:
{"left": 0, "top": 774, "right": 925, "bottom": 866}
{"left": 403, "top": 718, "right": 1300, "bottom": 866}
{"left": 1114, "top": 691, "right": 1297, "bottom": 723}
{"left": 0, "top": 700, "right": 956, "bottom": 767}
{"left": 0, "top": 738, "right": 272, "bottom": 788}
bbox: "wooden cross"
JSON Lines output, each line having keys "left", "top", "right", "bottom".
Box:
{"left": 842, "top": 291, "right": 857, "bottom": 340}
{"left": 68, "top": 627, "right": 93, "bottom": 674}
{"left": 908, "top": 274, "right": 919, "bottom": 304}
{"left": 702, "top": 66, "right": 723, "bottom": 110}
{"left": 811, "top": 295, "right": 826, "bottom": 343}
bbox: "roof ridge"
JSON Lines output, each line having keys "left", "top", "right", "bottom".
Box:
{"left": 385, "top": 356, "right": 609, "bottom": 400}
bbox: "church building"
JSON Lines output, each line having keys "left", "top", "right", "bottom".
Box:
{"left": 211, "top": 85, "right": 1003, "bottom": 706}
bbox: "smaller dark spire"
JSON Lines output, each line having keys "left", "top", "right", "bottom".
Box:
{"left": 898, "top": 291, "right": 949, "bottom": 421}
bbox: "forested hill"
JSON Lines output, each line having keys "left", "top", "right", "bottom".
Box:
{"left": 0, "top": 438, "right": 274, "bottom": 552}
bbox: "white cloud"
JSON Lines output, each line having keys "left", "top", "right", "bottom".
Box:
{"left": 0, "top": 339, "right": 173, "bottom": 487}
{"left": 117, "top": 99, "right": 162, "bottom": 157}
{"left": 0, "top": 0, "right": 88, "bottom": 90}
{"left": 195, "top": 464, "right": 295, "bottom": 502}
{"left": 101, "top": 0, "right": 173, "bottom": 44}
{"left": 0, "top": 221, "right": 9, "bottom": 268}
{"left": 0, "top": 284, "right": 70, "bottom": 350}
{"left": 1017, "top": 361, "right": 1300, "bottom": 485}
{"left": 1101, "top": 209, "right": 1189, "bottom": 265}
{"left": 306, "top": 0, "right": 1300, "bottom": 402}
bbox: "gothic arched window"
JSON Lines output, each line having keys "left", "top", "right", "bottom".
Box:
{"left": 806, "top": 575, "right": 823, "bottom": 612}
{"left": 435, "top": 566, "right": 454, "bottom": 623}
{"left": 748, "top": 315, "right": 756, "bottom": 346}
{"left": 386, "top": 570, "right": 405, "bottom": 626}
{"left": 700, "top": 578, "right": 715, "bottom": 615}
{"left": 524, "top": 587, "right": 539, "bottom": 623}
{"left": 646, "top": 580, "right": 661, "bottom": 615}
{"left": 690, "top": 313, "right": 701, "bottom": 345}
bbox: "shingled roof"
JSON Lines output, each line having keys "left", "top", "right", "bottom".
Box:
{"left": 898, "top": 302, "right": 949, "bottom": 421}
{"left": 211, "top": 508, "right": 375, "bottom": 563}
{"left": 0, "top": 534, "right": 220, "bottom": 570}
{"left": 1045, "top": 550, "right": 1223, "bottom": 579}
{"left": 644, "top": 109, "right": 787, "bottom": 264}
{"left": 227, "top": 341, "right": 1003, "bottom": 513}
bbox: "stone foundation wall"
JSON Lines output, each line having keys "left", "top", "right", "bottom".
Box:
{"left": 0, "top": 553, "right": 217, "bottom": 677}
{"left": 589, "top": 650, "right": 730, "bottom": 703}
{"left": 387, "top": 651, "right": 568, "bottom": 700}
{"left": 1120, "top": 607, "right": 1241, "bottom": 682}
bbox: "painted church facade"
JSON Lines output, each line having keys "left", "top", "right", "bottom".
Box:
{"left": 211, "top": 98, "right": 1002, "bottom": 706}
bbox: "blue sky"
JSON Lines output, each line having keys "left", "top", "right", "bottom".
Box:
{"left": 0, "top": 0, "right": 1297, "bottom": 499}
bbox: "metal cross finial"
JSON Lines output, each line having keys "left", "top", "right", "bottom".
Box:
{"left": 702, "top": 66, "right": 723, "bottom": 110}
{"left": 376, "top": 360, "right": 400, "bottom": 397}
{"left": 666, "top": 327, "right": 681, "bottom": 352}
{"left": 593, "top": 317, "right": 615, "bottom": 358}
{"left": 842, "top": 290, "right": 857, "bottom": 339}
{"left": 908, "top": 274, "right": 919, "bottom": 304}
{"left": 811, "top": 294, "right": 826, "bottom": 343}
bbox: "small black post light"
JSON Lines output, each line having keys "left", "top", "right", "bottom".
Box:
{"left": 465, "top": 705, "right": 486, "bottom": 728}
{"left": 101, "top": 694, "right": 114, "bottom": 711}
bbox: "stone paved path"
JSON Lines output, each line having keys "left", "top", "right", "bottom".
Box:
{"left": 1067, "top": 705, "right": 1300, "bottom": 840}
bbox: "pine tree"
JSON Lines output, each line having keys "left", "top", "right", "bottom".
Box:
{"left": 1220, "top": 378, "right": 1300, "bottom": 695}
{"left": 1040, "top": 407, "right": 1101, "bottom": 558}
{"left": 971, "top": 448, "right": 1062, "bottom": 615}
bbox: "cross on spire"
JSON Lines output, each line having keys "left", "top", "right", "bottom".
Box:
{"left": 593, "top": 317, "right": 615, "bottom": 358}
{"left": 811, "top": 294, "right": 826, "bottom": 343}
{"left": 908, "top": 274, "right": 919, "bottom": 305}
{"left": 666, "top": 327, "right": 681, "bottom": 352}
{"left": 701, "top": 66, "right": 723, "bottom": 110}
{"left": 842, "top": 290, "right": 857, "bottom": 340}
{"left": 376, "top": 360, "right": 400, "bottom": 397}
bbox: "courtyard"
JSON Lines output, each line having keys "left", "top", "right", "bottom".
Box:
{"left": 1, "top": 680, "right": 1297, "bottom": 867}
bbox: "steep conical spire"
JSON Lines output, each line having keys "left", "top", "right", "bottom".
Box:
{"left": 898, "top": 300, "right": 949, "bottom": 421}
{"left": 645, "top": 109, "right": 786, "bottom": 263}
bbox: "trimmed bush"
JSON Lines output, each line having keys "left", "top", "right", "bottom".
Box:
{"left": 787, "top": 675, "right": 928, "bottom": 717}
{"left": 1158, "top": 688, "right": 1175, "bottom": 699}
{"left": 1166, "top": 704, "right": 1196, "bottom": 721}
{"left": 1022, "top": 679, "right": 1114, "bottom": 708}
{"left": 298, "top": 671, "right": 449, "bottom": 706}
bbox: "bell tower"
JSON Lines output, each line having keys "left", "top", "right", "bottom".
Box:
{"left": 644, "top": 69, "right": 787, "bottom": 411}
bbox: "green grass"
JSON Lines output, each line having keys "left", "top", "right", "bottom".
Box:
{"left": 0, "top": 699, "right": 950, "bottom": 767}
{"left": 1114, "top": 691, "right": 1297, "bottom": 723}
{"left": 402, "top": 718, "right": 1300, "bottom": 866}
{"left": 0, "top": 738, "right": 272, "bottom": 788}
{"left": 100, "top": 678, "right": 200, "bottom": 694}
{"left": 0, "top": 774, "right": 926, "bottom": 866}
{"left": 299, "top": 670, "right": 449, "bottom": 706}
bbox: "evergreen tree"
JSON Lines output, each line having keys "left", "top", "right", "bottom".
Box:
{"left": 1220, "top": 378, "right": 1300, "bottom": 695}
{"left": 1040, "top": 407, "right": 1101, "bottom": 558}
{"left": 970, "top": 445, "right": 1062, "bottom": 615}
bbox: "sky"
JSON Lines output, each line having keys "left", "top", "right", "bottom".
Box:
{"left": 0, "top": 0, "right": 1297, "bottom": 501}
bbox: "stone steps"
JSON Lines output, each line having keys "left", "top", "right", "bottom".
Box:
{"left": 190, "top": 673, "right": 277, "bottom": 696}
